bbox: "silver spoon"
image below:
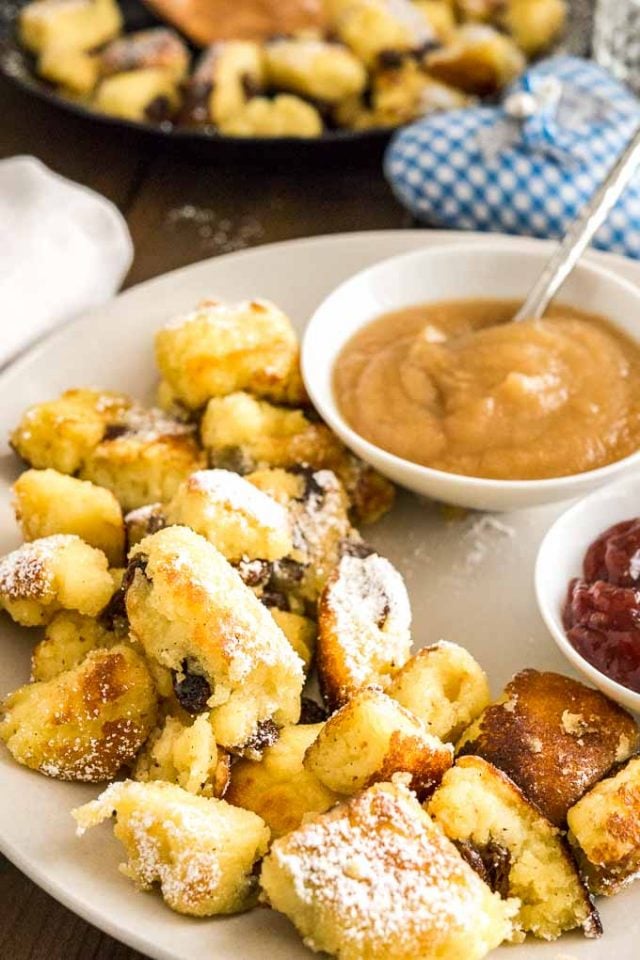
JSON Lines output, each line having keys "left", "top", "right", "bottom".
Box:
{"left": 513, "top": 123, "right": 640, "bottom": 323}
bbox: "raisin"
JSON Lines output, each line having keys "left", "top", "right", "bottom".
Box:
{"left": 100, "top": 554, "right": 148, "bottom": 629}
{"left": 299, "top": 697, "right": 329, "bottom": 724}
{"left": 339, "top": 537, "right": 376, "bottom": 559}
{"left": 261, "top": 589, "right": 290, "bottom": 611}
{"left": 145, "top": 95, "right": 173, "bottom": 123}
{"left": 455, "top": 840, "right": 511, "bottom": 899}
{"left": 146, "top": 512, "right": 167, "bottom": 536}
{"left": 241, "top": 73, "right": 261, "bottom": 99}
{"left": 583, "top": 909, "right": 603, "bottom": 940}
{"left": 454, "top": 840, "right": 486, "bottom": 879}
{"left": 98, "top": 588, "right": 127, "bottom": 632}
{"left": 173, "top": 663, "right": 212, "bottom": 715}
{"left": 375, "top": 599, "right": 391, "bottom": 629}
{"left": 121, "top": 553, "right": 149, "bottom": 593}
{"left": 215, "top": 445, "right": 255, "bottom": 474}
{"left": 481, "top": 842, "right": 512, "bottom": 898}
{"left": 177, "top": 82, "right": 212, "bottom": 126}
{"left": 413, "top": 39, "right": 441, "bottom": 59}
{"left": 241, "top": 719, "right": 279, "bottom": 755}
{"left": 290, "top": 466, "right": 325, "bottom": 504}
{"left": 377, "top": 49, "right": 406, "bottom": 69}
{"left": 102, "top": 423, "right": 130, "bottom": 441}
{"left": 270, "top": 558, "right": 305, "bottom": 588}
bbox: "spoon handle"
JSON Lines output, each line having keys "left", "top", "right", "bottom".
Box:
{"left": 513, "top": 123, "right": 640, "bottom": 323}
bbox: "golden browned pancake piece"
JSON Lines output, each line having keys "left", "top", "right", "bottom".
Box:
{"left": 429, "top": 756, "right": 601, "bottom": 941}
{"left": 0, "top": 645, "right": 158, "bottom": 782}
{"left": 304, "top": 687, "right": 453, "bottom": 800}
{"left": 226, "top": 723, "right": 339, "bottom": 838}
{"left": 316, "top": 552, "right": 412, "bottom": 710}
{"left": 74, "top": 780, "right": 270, "bottom": 916}
{"left": 141, "top": 0, "right": 328, "bottom": 50}
{"left": 568, "top": 755, "right": 640, "bottom": 896}
{"left": 260, "top": 779, "right": 517, "bottom": 960}
{"left": 457, "top": 669, "right": 640, "bottom": 826}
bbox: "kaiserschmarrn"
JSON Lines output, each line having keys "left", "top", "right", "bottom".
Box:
{"left": 3, "top": 284, "right": 638, "bottom": 960}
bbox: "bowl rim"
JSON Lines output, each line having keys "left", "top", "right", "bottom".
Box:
{"left": 301, "top": 240, "right": 640, "bottom": 493}
{"left": 534, "top": 473, "right": 640, "bottom": 709}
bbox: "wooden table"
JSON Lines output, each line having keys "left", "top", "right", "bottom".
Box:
{"left": 0, "top": 73, "right": 411, "bottom": 960}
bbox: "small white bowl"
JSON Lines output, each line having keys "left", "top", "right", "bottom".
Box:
{"left": 535, "top": 474, "right": 640, "bottom": 713}
{"left": 301, "top": 241, "right": 640, "bottom": 511}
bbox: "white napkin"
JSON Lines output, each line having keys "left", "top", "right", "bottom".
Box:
{"left": 0, "top": 156, "right": 133, "bottom": 367}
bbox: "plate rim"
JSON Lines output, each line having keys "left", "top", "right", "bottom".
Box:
{"left": 3, "top": 228, "right": 640, "bottom": 389}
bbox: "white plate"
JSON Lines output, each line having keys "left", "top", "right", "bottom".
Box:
{"left": 1, "top": 230, "right": 640, "bottom": 960}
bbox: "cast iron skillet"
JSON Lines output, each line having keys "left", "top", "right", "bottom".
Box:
{"left": 0, "top": 0, "right": 592, "bottom": 163}
{"left": 0, "top": 0, "right": 394, "bottom": 163}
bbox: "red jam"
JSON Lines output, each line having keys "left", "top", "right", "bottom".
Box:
{"left": 563, "top": 519, "right": 640, "bottom": 693}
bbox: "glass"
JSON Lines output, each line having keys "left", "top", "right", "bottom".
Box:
{"left": 592, "top": 0, "right": 640, "bottom": 94}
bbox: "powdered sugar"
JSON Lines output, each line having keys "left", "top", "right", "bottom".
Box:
{"left": 0, "top": 534, "right": 76, "bottom": 599}
{"left": 327, "top": 553, "right": 411, "bottom": 649}
{"left": 288, "top": 469, "right": 352, "bottom": 574}
{"left": 118, "top": 806, "right": 222, "bottom": 909}
{"left": 162, "top": 298, "right": 276, "bottom": 338}
{"left": 386, "top": 0, "right": 436, "bottom": 43}
{"left": 268, "top": 37, "right": 339, "bottom": 69}
{"left": 266, "top": 781, "right": 492, "bottom": 951}
{"left": 462, "top": 516, "right": 515, "bottom": 570}
{"left": 101, "top": 27, "right": 181, "bottom": 65}
{"left": 166, "top": 208, "right": 264, "bottom": 255}
{"left": 74, "top": 780, "right": 266, "bottom": 914}
{"left": 125, "top": 503, "right": 164, "bottom": 525}
{"left": 117, "top": 405, "right": 196, "bottom": 442}
{"left": 39, "top": 718, "right": 141, "bottom": 782}
{"left": 561, "top": 710, "right": 598, "bottom": 738}
{"left": 186, "top": 469, "right": 289, "bottom": 532}
{"left": 28, "top": 0, "right": 90, "bottom": 18}
{"left": 131, "top": 526, "right": 304, "bottom": 684}
{"left": 323, "top": 552, "right": 412, "bottom": 692}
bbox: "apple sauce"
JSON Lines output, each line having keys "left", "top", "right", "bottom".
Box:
{"left": 333, "top": 299, "right": 640, "bottom": 481}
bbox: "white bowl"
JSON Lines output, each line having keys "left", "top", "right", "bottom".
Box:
{"left": 301, "top": 241, "right": 640, "bottom": 511}
{"left": 535, "top": 474, "right": 640, "bottom": 713}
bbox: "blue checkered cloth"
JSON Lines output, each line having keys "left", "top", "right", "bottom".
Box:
{"left": 385, "top": 57, "right": 640, "bottom": 258}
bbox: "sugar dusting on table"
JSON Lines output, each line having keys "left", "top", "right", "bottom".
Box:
{"left": 166, "top": 205, "right": 264, "bottom": 254}
{"left": 462, "top": 516, "right": 516, "bottom": 570}
{"left": 394, "top": 500, "right": 516, "bottom": 587}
